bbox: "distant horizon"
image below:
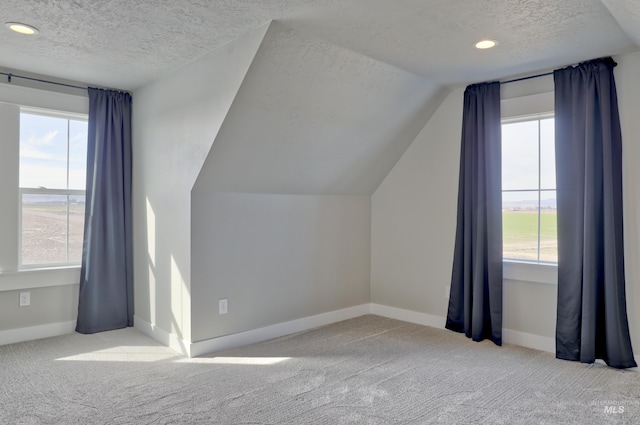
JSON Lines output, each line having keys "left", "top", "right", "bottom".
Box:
{"left": 22, "top": 193, "right": 85, "bottom": 204}
{"left": 503, "top": 197, "right": 556, "bottom": 209}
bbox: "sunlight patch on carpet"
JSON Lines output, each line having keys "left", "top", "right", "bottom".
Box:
{"left": 56, "top": 346, "right": 179, "bottom": 362}
{"left": 176, "top": 356, "right": 291, "bottom": 365}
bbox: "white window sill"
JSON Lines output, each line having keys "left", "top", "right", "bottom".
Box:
{"left": 503, "top": 260, "right": 557, "bottom": 285}
{"left": 0, "top": 266, "right": 81, "bottom": 292}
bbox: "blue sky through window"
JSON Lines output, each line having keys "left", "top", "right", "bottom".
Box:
{"left": 19, "top": 112, "right": 87, "bottom": 190}
{"left": 502, "top": 117, "right": 555, "bottom": 207}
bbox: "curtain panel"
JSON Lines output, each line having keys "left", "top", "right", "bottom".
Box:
{"left": 446, "top": 82, "right": 503, "bottom": 345}
{"left": 76, "top": 88, "right": 133, "bottom": 334}
{"left": 554, "top": 57, "right": 636, "bottom": 368}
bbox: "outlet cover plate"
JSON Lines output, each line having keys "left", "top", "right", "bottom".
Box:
{"left": 219, "top": 298, "right": 228, "bottom": 315}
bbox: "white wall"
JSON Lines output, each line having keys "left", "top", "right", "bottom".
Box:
{"left": 617, "top": 51, "right": 640, "bottom": 349}
{"left": 0, "top": 102, "right": 19, "bottom": 273}
{"left": 191, "top": 192, "right": 371, "bottom": 342}
{"left": 371, "top": 51, "right": 640, "bottom": 351}
{"left": 0, "top": 285, "right": 78, "bottom": 331}
{"left": 185, "top": 22, "right": 445, "bottom": 346}
{"left": 134, "top": 19, "right": 447, "bottom": 349}
{"left": 132, "top": 24, "right": 269, "bottom": 343}
{"left": 371, "top": 87, "right": 462, "bottom": 317}
{"left": 0, "top": 268, "right": 81, "bottom": 336}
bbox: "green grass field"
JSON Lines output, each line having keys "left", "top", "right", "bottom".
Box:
{"left": 503, "top": 210, "right": 557, "bottom": 262}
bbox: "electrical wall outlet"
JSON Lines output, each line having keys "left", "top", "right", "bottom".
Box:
{"left": 219, "top": 298, "right": 228, "bottom": 315}
{"left": 19, "top": 292, "right": 30, "bottom": 307}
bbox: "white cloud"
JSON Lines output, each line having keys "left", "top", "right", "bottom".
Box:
{"left": 19, "top": 145, "right": 66, "bottom": 161}
{"left": 70, "top": 131, "right": 87, "bottom": 145}
{"left": 26, "top": 130, "right": 59, "bottom": 146}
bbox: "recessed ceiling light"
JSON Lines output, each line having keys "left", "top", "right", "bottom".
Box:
{"left": 5, "top": 22, "right": 39, "bottom": 35}
{"left": 475, "top": 39, "right": 498, "bottom": 49}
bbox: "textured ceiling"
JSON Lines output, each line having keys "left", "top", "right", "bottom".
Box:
{"left": 1, "top": 0, "right": 638, "bottom": 90}
{"left": 194, "top": 22, "right": 444, "bottom": 195}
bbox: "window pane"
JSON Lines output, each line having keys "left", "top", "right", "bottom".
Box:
{"left": 22, "top": 194, "right": 69, "bottom": 265}
{"left": 540, "top": 118, "right": 556, "bottom": 190}
{"left": 20, "top": 113, "right": 69, "bottom": 189}
{"left": 502, "top": 191, "right": 539, "bottom": 261}
{"left": 539, "top": 190, "right": 557, "bottom": 263}
{"left": 21, "top": 194, "right": 85, "bottom": 266}
{"left": 502, "top": 120, "right": 539, "bottom": 190}
{"left": 69, "top": 120, "right": 88, "bottom": 190}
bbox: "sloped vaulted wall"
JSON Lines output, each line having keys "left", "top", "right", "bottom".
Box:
{"left": 134, "top": 19, "right": 447, "bottom": 348}
{"left": 132, "top": 24, "right": 270, "bottom": 344}
{"left": 190, "top": 22, "right": 446, "bottom": 343}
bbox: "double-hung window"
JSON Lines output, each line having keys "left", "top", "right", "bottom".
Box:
{"left": 502, "top": 115, "right": 556, "bottom": 263}
{"left": 500, "top": 89, "right": 557, "bottom": 284}
{"left": 19, "top": 108, "right": 88, "bottom": 267}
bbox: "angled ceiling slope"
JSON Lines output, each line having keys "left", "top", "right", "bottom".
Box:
{"left": 193, "top": 21, "right": 446, "bottom": 196}
{"left": 134, "top": 23, "right": 269, "bottom": 196}
{"left": 601, "top": 0, "right": 640, "bottom": 46}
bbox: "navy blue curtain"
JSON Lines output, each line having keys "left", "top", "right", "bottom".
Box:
{"left": 76, "top": 88, "right": 133, "bottom": 334}
{"left": 446, "top": 82, "right": 503, "bottom": 345}
{"left": 554, "top": 58, "right": 636, "bottom": 368}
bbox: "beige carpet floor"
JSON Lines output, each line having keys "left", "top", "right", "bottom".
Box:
{"left": 1, "top": 315, "right": 638, "bottom": 424}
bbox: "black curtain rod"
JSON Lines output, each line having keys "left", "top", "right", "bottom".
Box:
{"left": 500, "top": 57, "right": 617, "bottom": 85}
{"left": 0, "top": 67, "right": 557, "bottom": 90}
{"left": 501, "top": 71, "right": 554, "bottom": 85}
{"left": 1, "top": 71, "right": 88, "bottom": 91}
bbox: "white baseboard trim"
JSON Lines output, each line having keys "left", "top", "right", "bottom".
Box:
{"left": 0, "top": 320, "right": 76, "bottom": 347}
{"left": 134, "top": 316, "right": 190, "bottom": 357}
{"left": 370, "top": 304, "right": 556, "bottom": 354}
{"left": 188, "top": 304, "right": 371, "bottom": 358}
{"left": 503, "top": 328, "right": 555, "bottom": 353}
{"left": 370, "top": 303, "right": 446, "bottom": 330}
{"left": 134, "top": 304, "right": 561, "bottom": 359}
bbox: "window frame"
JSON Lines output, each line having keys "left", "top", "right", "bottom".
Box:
{"left": 17, "top": 107, "right": 88, "bottom": 269}
{"left": 500, "top": 90, "right": 558, "bottom": 284}
{"left": 0, "top": 82, "right": 88, "bottom": 290}
{"left": 501, "top": 112, "right": 556, "bottom": 264}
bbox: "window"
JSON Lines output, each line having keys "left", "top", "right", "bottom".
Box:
{"left": 19, "top": 108, "right": 88, "bottom": 267}
{"left": 502, "top": 114, "right": 557, "bottom": 263}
